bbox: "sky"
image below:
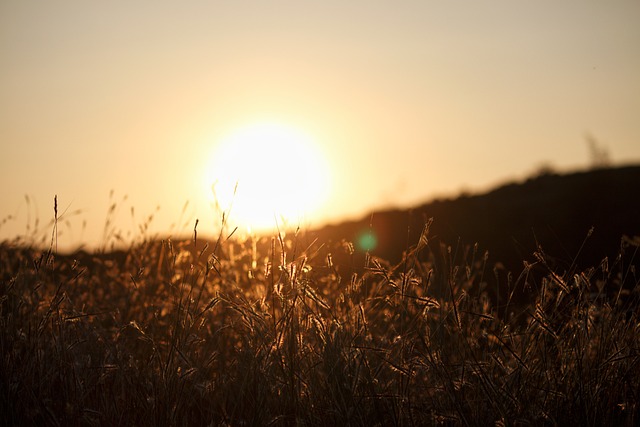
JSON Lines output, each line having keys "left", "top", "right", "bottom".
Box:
{"left": 1, "top": 1, "right": 639, "bottom": 251}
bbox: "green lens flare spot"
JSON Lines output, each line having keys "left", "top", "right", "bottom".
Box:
{"left": 357, "top": 231, "right": 377, "bottom": 252}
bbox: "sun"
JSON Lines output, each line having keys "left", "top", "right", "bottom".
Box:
{"left": 206, "top": 121, "right": 331, "bottom": 233}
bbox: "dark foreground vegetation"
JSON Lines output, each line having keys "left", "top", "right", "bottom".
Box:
{"left": 2, "top": 216, "right": 639, "bottom": 426}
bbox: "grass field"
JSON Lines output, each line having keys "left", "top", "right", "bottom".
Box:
{"left": 1, "top": 214, "right": 639, "bottom": 426}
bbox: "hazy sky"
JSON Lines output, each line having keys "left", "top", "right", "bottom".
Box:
{"left": 1, "top": 1, "right": 639, "bottom": 250}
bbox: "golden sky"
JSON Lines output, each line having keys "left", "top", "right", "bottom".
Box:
{"left": 1, "top": 1, "right": 639, "bottom": 250}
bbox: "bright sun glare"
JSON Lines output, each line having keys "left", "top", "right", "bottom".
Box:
{"left": 207, "top": 122, "right": 331, "bottom": 233}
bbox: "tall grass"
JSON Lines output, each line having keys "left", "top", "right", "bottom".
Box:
{"left": 1, "top": 210, "right": 638, "bottom": 425}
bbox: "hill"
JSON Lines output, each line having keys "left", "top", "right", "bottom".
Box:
{"left": 308, "top": 165, "right": 640, "bottom": 296}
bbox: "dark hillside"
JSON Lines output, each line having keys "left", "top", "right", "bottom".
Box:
{"left": 310, "top": 165, "right": 640, "bottom": 294}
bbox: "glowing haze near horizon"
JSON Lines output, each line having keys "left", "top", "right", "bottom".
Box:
{"left": 1, "top": 1, "right": 639, "bottom": 251}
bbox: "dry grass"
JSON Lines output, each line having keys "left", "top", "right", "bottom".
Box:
{"left": 1, "top": 210, "right": 639, "bottom": 426}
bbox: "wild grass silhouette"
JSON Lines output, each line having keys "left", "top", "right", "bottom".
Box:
{"left": 1, "top": 168, "right": 639, "bottom": 426}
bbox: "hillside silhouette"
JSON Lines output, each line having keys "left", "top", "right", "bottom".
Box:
{"left": 309, "top": 165, "right": 640, "bottom": 290}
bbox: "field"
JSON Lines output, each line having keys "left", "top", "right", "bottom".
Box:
{"left": 1, "top": 214, "right": 639, "bottom": 426}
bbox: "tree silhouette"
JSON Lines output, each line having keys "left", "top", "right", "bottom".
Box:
{"left": 585, "top": 133, "right": 611, "bottom": 169}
